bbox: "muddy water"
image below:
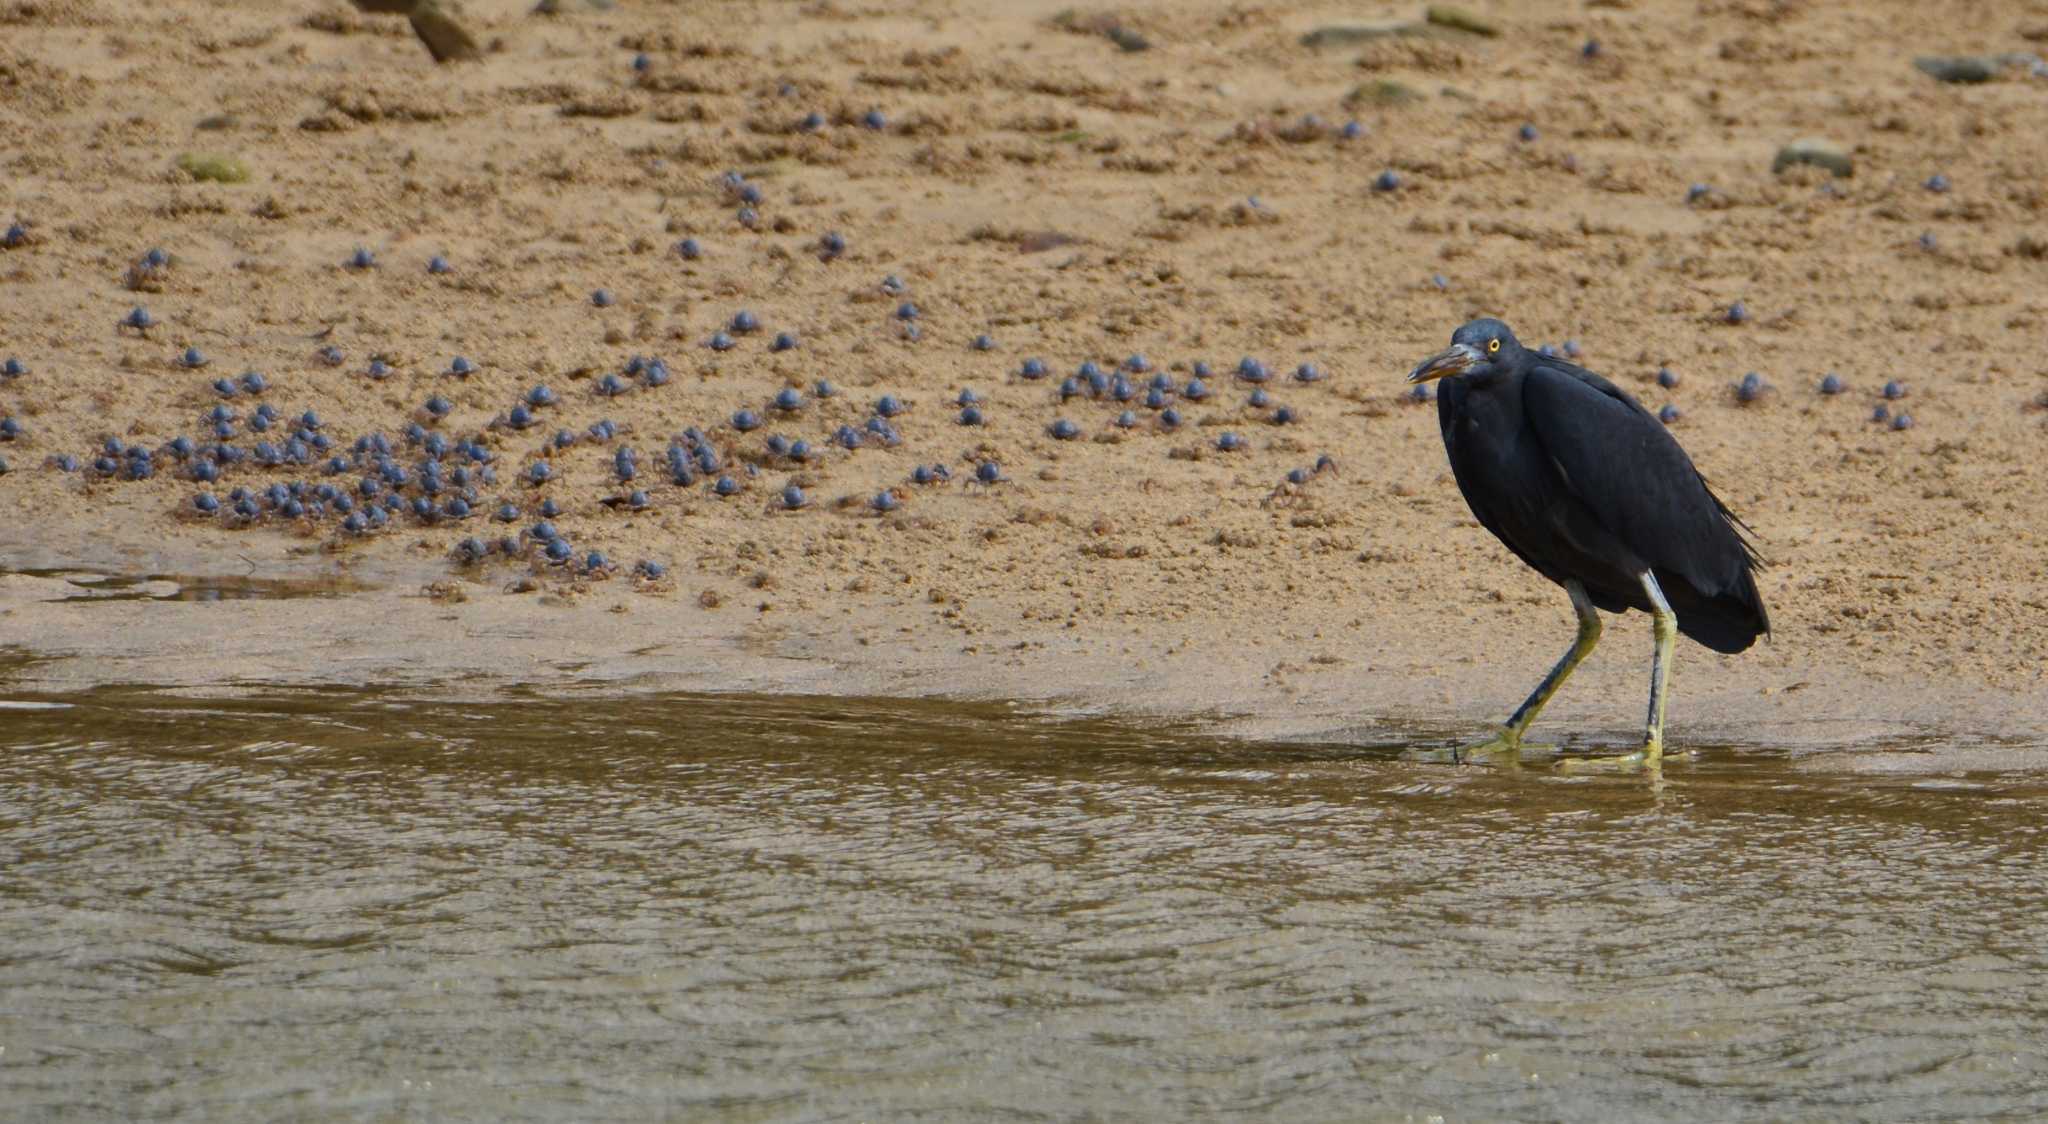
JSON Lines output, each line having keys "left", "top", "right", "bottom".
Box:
{"left": 3, "top": 687, "right": 2046, "bottom": 1121}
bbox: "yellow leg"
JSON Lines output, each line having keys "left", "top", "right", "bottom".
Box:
{"left": 1439, "top": 581, "right": 1600, "bottom": 764}
{"left": 1562, "top": 572, "right": 1678, "bottom": 772}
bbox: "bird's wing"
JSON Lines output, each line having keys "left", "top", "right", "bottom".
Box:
{"left": 1520, "top": 362, "right": 1760, "bottom": 595}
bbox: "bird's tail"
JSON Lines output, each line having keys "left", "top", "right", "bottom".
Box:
{"left": 1666, "top": 565, "right": 1770, "bottom": 654}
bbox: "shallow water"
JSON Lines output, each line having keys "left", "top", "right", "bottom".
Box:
{"left": 3, "top": 687, "right": 2047, "bottom": 1122}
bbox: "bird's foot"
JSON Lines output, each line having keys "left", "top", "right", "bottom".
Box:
{"left": 1407, "top": 729, "right": 1555, "bottom": 766}
{"left": 1557, "top": 740, "right": 1678, "bottom": 773}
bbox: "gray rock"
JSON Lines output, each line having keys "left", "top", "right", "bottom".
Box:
{"left": 1106, "top": 25, "right": 1150, "bottom": 52}
{"left": 1425, "top": 4, "right": 1499, "bottom": 37}
{"left": 1300, "top": 22, "right": 1423, "bottom": 48}
{"left": 1772, "top": 138, "right": 1853, "bottom": 178}
{"left": 1914, "top": 56, "right": 1998, "bottom": 83}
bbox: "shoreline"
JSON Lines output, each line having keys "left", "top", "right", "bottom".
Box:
{"left": 7, "top": 528, "right": 2045, "bottom": 770}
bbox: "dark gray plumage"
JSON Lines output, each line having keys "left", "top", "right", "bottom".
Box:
{"left": 1408, "top": 318, "right": 1768, "bottom": 766}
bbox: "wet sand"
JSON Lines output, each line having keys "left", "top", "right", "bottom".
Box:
{"left": 3, "top": 0, "right": 2047, "bottom": 750}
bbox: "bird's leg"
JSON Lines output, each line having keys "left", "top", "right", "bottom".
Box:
{"left": 1445, "top": 581, "right": 1600, "bottom": 763}
{"left": 1564, "top": 572, "right": 1679, "bottom": 771}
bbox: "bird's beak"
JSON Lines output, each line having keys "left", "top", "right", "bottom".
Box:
{"left": 1407, "top": 342, "right": 1480, "bottom": 384}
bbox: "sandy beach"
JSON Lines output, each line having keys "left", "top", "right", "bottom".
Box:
{"left": 3, "top": 0, "right": 2046, "bottom": 752}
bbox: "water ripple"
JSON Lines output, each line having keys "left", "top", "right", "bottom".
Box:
{"left": 3, "top": 689, "right": 2047, "bottom": 1120}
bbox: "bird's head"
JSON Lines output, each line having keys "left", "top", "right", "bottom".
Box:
{"left": 1407, "top": 319, "right": 1522, "bottom": 384}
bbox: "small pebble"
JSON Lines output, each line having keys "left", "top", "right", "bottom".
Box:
{"left": 1049, "top": 418, "right": 1079, "bottom": 440}
{"left": 1518, "top": 123, "right": 1538, "bottom": 142}
{"left": 781, "top": 484, "right": 807, "bottom": 510}
{"left": 592, "top": 289, "right": 615, "bottom": 307}
{"left": 1658, "top": 404, "right": 1681, "bottom": 424}
{"left": 772, "top": 332, "right": 799, "bottom": 352}
{"left": 731, "top": 310, "right": 761, "bottom": 334}
{"left": 958, "top": 406, "right": 984, "bottom": 426}
{"left": 975, "top": 461, "right": 1001, "bottom": 484}
{"left": 1737, "top": 372, "right": 1766, "bottom": 403}
{"left": 708, "top": 331, "right": 736, "bottom": 351}
{"left": 347, "top": 247, "right": 376, "bottom": 270}
{"left": 1725, "top": 301, "right": 1749, "bottom": 324}
{"left": 1657, "top": 367, "right": 1680, "bottom": 389}
{"left": 972, "top": 334, "right": 996, "bottom": 351}
{"left": 1216, "top": 432, "right": 1245, "bottom": 451}
{"left": 676, "top": 238, "right": 703, "bottom": 260}
{"left": 1820, "top": 373, "right": 1845, "bottom": 395}
{"left": 1883, "top": 380, "right": 1906, "bottom": 400}
{"left": 1374, "top": 170, "right": 1402, "bottom": 192}
{"left": 1924, "top": 173, "right": 1951, "bottom": 193}
{"left": 1891, "top": 412, "right": 1914, "bottom": 430}
{"left": 448, "top": 356, "right": 476, "bottom": 377}
{"left": 428, "top": 255, "right": 452, "bottom": 274}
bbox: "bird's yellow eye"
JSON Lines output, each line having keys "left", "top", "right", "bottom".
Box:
{"left": 1487, "top": 338, "right": 1501, "bottom": 354}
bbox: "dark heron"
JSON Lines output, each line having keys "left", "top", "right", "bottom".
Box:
{"left": 1407, "top": 319, "right": 1768, "bottom": 767}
